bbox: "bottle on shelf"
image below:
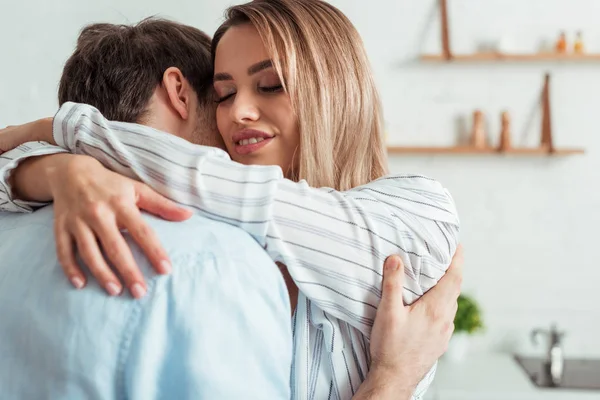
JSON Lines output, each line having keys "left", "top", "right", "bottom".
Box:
{"left": 498, "top": 111, "right": 512, "bottom": 151}
{"left": 555, "top": 31, "right": 567, "bottom": 53}
{"left": 471, "top": 110, "right": 488, "bottom": 149}
{"left": 574, "top": 31, "right": 584, "bottom": 54}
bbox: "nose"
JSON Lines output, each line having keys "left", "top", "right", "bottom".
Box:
{"left": 230, "top": 89, "right": 260, "bottom": 124}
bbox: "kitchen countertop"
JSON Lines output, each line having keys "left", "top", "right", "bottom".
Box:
{"left": 422, "top": 353, "right": 600, "bottom": 400}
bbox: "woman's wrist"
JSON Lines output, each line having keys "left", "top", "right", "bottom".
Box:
{"left": 11, "top": 154, "right": 93, "bottom": 202}
{"left": 34, "top": 117, "right": 56, "bottom": 144}
{"left": 46, "top": 155, "right": 102, "bottom": 198}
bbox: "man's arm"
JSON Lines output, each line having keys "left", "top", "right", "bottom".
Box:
{"left": 353, "top": 370, "right": 413, "bottom": 400}
{"left": 354, "top": 250, "right": 463, "bottom": 400}
{"left": 50, "top": 101, "right": 459, "bottom": 337}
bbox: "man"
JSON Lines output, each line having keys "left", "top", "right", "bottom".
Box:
{"left": 0, "top": 19, "right": 295, "bottom": 400}
{"left": 0, "top": 18, "right": 462, "bottom": 399}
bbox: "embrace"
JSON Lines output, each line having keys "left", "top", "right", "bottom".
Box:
{"left": 0, "top": 1, "right": 463, "bottom": 399}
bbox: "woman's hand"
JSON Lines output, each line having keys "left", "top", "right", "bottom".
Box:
{"left": 48, "top": 155, "right": 193, "bottom": 298}
{"left": 356, "top": 246, "right": 464, "bottom": 400}
{"left": 0, "top": 118, "right": 54, "bottom": 153}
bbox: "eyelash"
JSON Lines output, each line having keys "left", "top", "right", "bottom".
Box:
{"left": 215, "top": 94, "right": 234, "bottom": 104}
{"left": 215, "top": 85, "right": 284, "bottom": 104}
{"left": 261, "top": 84, "right": 283, "bottom": 93}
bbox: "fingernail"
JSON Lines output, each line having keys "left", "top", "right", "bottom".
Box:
{"left": 71, "top": 276, "right": 85, "bottom": 289}
{"left": 160, "top": 260, "right": 172, "bottom": 274}
{"left": 106, "top": 282, "right": 122, "bottom": 296}
{"left": 386, "top": 257, "right": 400, "bottom": 271}
{"left": 130, "top": 283, "right": 147, "bottom": 299}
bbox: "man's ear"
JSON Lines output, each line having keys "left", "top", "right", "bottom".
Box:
{"left": 162, "top": 67, "right": 192, "bottom": 121}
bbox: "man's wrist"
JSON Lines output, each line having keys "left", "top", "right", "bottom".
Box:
{"left": 354, "top": 368, "right": 414, "bottom": 400}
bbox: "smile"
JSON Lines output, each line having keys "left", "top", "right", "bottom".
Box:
{"left": 232, "top": 129, "right": 275, "bottom": 155}
{"left": 234, "top": 136, "right": 274, "bottom": 155}
{"left": 237, "top": 137, "right": 267, "bottom": 146}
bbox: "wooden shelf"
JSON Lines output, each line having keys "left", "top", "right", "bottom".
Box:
{"left": 421, "top": 52, "right": 600, "bottom": 63}
{"left": 403, "top": 2, "right": 588, "bottom": 158}
{"left": 386, "top": 146, "right": 585, "bottom": 155}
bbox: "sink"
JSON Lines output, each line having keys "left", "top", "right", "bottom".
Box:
{"left": 514, "top": 355, "right": 600, "bottom": 390}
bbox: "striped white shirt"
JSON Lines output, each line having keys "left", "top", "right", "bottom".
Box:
{"left": 0, "top": 102, "right": 460, "bottom": 400}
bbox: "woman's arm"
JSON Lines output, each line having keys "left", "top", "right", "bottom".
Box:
{"left": 53, "top": 102, "right": 460, "bottom": 337}
{"left": 0, "top": 140, "right": 69, "bottom": 212}
{"left": 0, "top": 123, "right": 192, "bottom": 298}
{"left": 0, "top": 118, "right": 68, "bottom": 211}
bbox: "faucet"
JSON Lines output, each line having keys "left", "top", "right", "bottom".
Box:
{"left": 531, "top": 323, "right": 566, "bottom": 385}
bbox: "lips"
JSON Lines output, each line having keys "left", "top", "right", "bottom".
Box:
{"left": 232, "top": 129, "right": 274, "bottom": 155}
{"left": 237, "top": 137, "right": 267, "bottom": 146}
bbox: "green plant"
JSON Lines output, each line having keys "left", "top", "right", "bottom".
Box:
{"left": 454, "top": 294, "right": 484, "bottom": 334}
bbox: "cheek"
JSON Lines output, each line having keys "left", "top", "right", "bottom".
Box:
{"left": 282, "top": 108, "right": 300, "bottom": 151}
{"left": 215, "top": 106, "right": 229, "bottom": 142}
{"left": 271, "top": 98, "right": 300, "bottom": 146}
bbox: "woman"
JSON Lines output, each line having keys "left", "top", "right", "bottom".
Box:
{"left": 0, "top": 1, "right": 460, "bottom": 399}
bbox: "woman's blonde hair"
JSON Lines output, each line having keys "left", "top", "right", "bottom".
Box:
{"left": 213, "top": 0, "right": 387, "bottom": 190}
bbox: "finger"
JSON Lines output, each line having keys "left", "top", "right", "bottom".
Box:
{"left": 422, "top": 249, "right": 464, "bottom": 304}
{"left": 380, "top": 255, "right": 406, "bottom": 308}
{"left": 445, "top": 245, "right": 464, "bottom": 295}
{"left": 451, "top": 299, "right": 458, "bottom": 318}
{"left": 118, "top": 206, "right": 172, "bottom": 275}
{"left": 422, "top": 272, "right": 461, "bottom": 309}
{"left": 134, "top": 183, "right": 193, "bottom": 221}
{"left": 91, "top": 213, "right": 148, "bottom": 299}
{"left": 72, "top": 220, "right": 123, "bottom": 296}
{"left": 55, "top": 217, "right": 86, "bottom": 289}
{"left": 444, "top": 323, "right": 455, "bottom": 351}
{"left": 451, "top": 244, "right": 464, "bottom": 273}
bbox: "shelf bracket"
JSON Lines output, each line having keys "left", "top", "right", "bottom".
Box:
{"left": 540, "top": 73, "right": 554, "bottom": 152}
{"left": 440, "top": 0, "right": 453, "bottom": 60}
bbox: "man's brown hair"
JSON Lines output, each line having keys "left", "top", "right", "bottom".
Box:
{"left": 58, "top": 17, "right": 213, "bottom": 123}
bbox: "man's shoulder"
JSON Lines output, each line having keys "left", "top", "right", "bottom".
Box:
{"left": 0, "top": 205, "right": 275, "bottom": 284}
{"left": 140, "top": 211, "right": 252, "bottom": 248}
{"left": 0, "top": 205, "right": 269, "bottom": 269}
{"left": 0, "top": 206, "right": 287, "bottom": 399}
{"left": 0, "top": 204, "right": 55, "bottom": 229}
{"left": 135, "top": 212, "right": 270, "bottom": 269}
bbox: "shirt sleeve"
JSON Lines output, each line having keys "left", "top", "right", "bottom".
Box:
{"left": 54, "top": 101, "right": 460, "bottom": 337}
{"left": 412, "top": 362, "right": 437, "bottom": 400}
{"left": 0, "top": 142, "right": 68, "bottom": 212}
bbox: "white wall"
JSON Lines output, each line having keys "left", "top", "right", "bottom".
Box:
{"left": 2, "top": 0, "right": 598, "bottom": 357}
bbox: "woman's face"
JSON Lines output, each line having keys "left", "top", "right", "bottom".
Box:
{"left": 213, "top": 24, "right": 300, "bottom": 176}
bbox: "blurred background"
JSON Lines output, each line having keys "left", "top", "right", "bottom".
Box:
{"left": 1, "top": 1, "right": 599, "bottom": 399}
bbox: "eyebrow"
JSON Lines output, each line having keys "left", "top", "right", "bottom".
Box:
{"left": 247, "top": 59, "right": 273, "bottom": 75}
{"left": 213, "top": 59, "right": 273, "bottom": 82}
{"left": 213, "top": 72, "right": 233, "bottom": 82}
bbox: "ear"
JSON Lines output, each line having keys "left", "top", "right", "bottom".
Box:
{"left": 162, "top": 67, "right": 192, "bottom": 121}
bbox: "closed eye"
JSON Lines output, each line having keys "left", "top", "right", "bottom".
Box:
{"left": 215, "top": 92, "right": 235, "bottom": 104}
{"left": 260, "top": 85, "right": 283, "bottom": 93}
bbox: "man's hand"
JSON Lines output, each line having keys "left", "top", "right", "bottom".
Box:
{"left": 0, "top": 118, "right": 55, "bottom": 154}
{"left": 354, "top": 246, "right": 464, "bottom": 400}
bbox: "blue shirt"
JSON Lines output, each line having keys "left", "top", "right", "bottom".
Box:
{"left": 0, "top": 206, "right": 292, "bottom": 400}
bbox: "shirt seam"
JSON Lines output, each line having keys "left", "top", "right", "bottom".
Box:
{"left": 114, "top": 276, "right": 159, "bottom": 400}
